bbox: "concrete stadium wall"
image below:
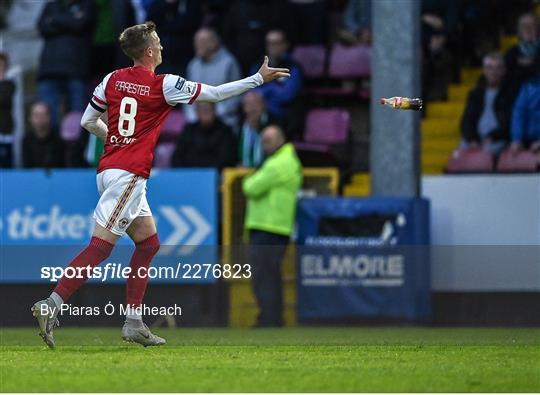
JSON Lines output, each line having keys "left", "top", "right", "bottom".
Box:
{"left": 422, "top": 175, "right": 540, "bottom": 292}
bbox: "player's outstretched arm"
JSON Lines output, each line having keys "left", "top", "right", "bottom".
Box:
{"left": 81, "top": 104, "right": 108, "bottom": 139}
{"left": 196, "top": 56, "right": 290, "bottom": 103}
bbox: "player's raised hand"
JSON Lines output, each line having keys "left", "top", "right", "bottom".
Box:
{"left": 258, "top": 56, "right": 290, "bottom": 83}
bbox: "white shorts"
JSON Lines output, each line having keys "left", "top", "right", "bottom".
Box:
{"left": 93, "top": 169, "right": 152, "bottom": 236}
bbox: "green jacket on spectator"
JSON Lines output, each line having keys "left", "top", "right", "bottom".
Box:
{"left": 242, "top": 143, "right": 302, "bottom": 236}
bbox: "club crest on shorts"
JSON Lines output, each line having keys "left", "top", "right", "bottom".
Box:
{"left": 118, "top": 218, "right": 129, "bottom": 229}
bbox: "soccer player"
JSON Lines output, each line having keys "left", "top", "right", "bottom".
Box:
{"left": 31, "top": 21, "right": 289, "bottom": 348}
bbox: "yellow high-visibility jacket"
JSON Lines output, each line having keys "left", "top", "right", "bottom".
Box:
{"left": 242, "top": 143, "right": 303, "bottom": 236}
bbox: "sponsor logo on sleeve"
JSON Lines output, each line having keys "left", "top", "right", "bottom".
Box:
{"left": 184, "top": 81, "right": 196, "bottom": 95}
{"left": 175, "top": 77, "right": 186, "bottom": 91}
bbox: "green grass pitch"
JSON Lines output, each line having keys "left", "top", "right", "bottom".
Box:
{"left": 1, "top": 327, "right": 539, "bottom": 392}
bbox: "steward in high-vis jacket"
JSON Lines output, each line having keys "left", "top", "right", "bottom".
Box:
{"left": 242, "top": 124, "right": 302, "bottom": 327}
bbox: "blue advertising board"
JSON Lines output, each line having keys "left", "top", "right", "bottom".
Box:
{"left": 296, "top": 197, "right": 431, "bottom": 322}
{"left": 0, "top": 169, "right": 217, "bottom": 283}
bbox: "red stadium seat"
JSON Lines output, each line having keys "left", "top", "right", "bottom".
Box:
{"left": 160, "top": 110, "right": 186, "bottom": 142}
{"left": 293, "top": 141, "right": 331, "bottom": 153}
{"left": 292, "top": 45, "right": 326, "bottom": 79}
{"left": 60, "top": 112, "right": 83, "bottom": 142}
{"left": 154, "top": 142, "right": 176, "bottom": 168}
{"left": 293, "top": 109, "right": 350, "bottom": 166}
{"left": 328, "top": 44, "right": 371, "bottom": 78}
{"left": 303, "top": 108, "right": 350, "bottom": 145}
{"left": 446, "top": 147, "right": 494, "bottom": 173}
{"left": 306, "top": 44, "right": 371, "bottom": 98}
{"left": 496, "top": 149, "right": 539, "bottom": 172}
{"left": 60, "top": 112, "right": 85, "bottom": 167}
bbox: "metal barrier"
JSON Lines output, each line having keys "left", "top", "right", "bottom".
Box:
{"left": 221, "top": 167, "right": 339, "bottom": 327}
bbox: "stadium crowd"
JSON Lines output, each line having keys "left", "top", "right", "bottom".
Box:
{"left": 0, "top": 0, "right": 539, "bottom": 172}
{"left": 460, "top": 12, "right": 540, "bottom": 156}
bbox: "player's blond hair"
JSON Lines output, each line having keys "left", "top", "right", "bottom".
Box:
{"left": 118, "top": 21, "right": 157, "bottom": 60}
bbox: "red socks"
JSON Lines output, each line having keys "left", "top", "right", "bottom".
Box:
{"left": 126, "top": 234, "right": 160, "bottom": 308}
{"left": 53, "top": 234, "right": 159, "bottom": 308}
{"left": 54, "top": 237, "right": 114, "bottom": 301}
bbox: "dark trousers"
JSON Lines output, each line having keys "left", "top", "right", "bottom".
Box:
{"left": 249, "top": 229, "right": 289, "bottom": 327}
{"left": 0, "top": 142, "right": 13, "bottom": 168}
{"left": 38, "top": 78, "right": 87, "bottom": 130}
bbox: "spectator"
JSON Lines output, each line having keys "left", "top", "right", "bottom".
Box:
{"left": 23, "top": 102, "right": 64, "bottom": 169}
{"left": 459, "top": 0, "right": 503, "bottom": 66}
{"left": 460, "top": 53, "right": 515, "bottom": 154}
{"left": 0, "top": 0, "right": 10, "bottom": 29}
{"left": 510, "top": 73, "right": 540, "bottom": 153}
{"left": 223, "top": 0, "right": 294, "bottom": 74}
{"left": 421, "top": 0, "right": 459, "bottom": 43}
{"left": 505, "top": 13, "right": 540, "bottom": 92}
{"left": 37, "top": 0, "right": 94, "bottom": 130}
{"left": 91, "top": 0, "right": 116, "bottom": 79}
{"left": 171, "top": 102, "right": 237, "bottom": 171}
{"left": 243, "top": 124, "right": 302, "bottom": 327}
{"left": 339, "top": 0, "right": 372, "bottom": 45}
{"left": 0, "top": 53, "right": 15, "bottom": 168}
{"left": 184, "top": 28, "right": 242, "bottom": 128}
{"left": 239, "top": 91, "right": 275, "bottom": 167}
{"left": 253, "top": 30, "right": 302, "bottom": 125}
{"left": 288, "top": 0, "right": 326, "bottom": 45}
{"left": 130, "top": 0, "right": 149, "bottom": 24}
{"left": 147, "top": 0, "right": 202, "bottom": 76}
{"left": 91, "top": 0, "right": 136, "bottom": 78}
{"left": 199, "top": 0, "right": 231, "bottom": 30}
{"left": 420, "top": 0, "right": 459, "bottom": 100}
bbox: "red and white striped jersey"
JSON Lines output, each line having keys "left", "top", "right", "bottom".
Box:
{"left": 90, "top": 66, "right": 201, "bottom": 178}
